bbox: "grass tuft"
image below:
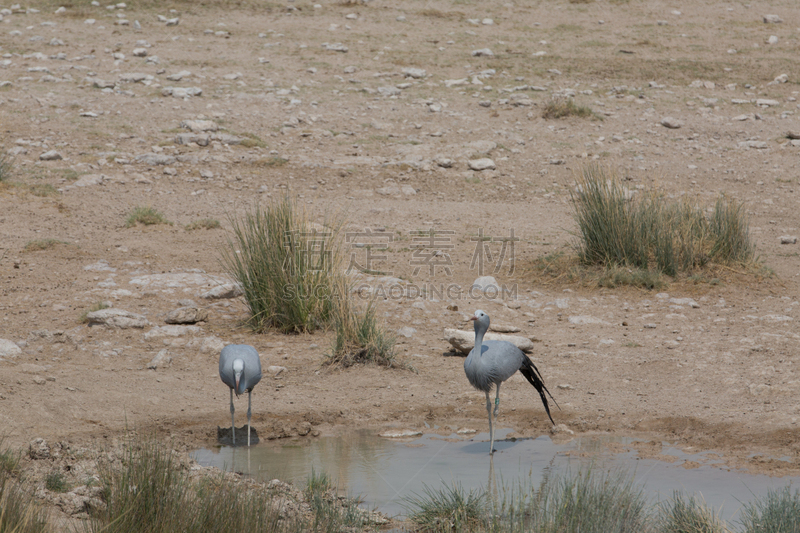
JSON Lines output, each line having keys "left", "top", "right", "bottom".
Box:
{"left": 125, "top": 206, "right": 171, "bottom": 228}
{"left": 328, "top": 300, "right": 398, "bottom": 368}
{"left": 404, "top": 482, "right": 486, "bottom": 533}
{"left": 185, "top": 218, "right": 221, "bottom": 231}
{"left": 45, "top": 468, "right": 69, "bottom": 493}
{"left": 0, "top": 151, "right": 12, "bottom": 182}
{"left": 739, "top": 486, "right": 800, "bottom": 533}
{"left": 658, "top": 491, "right": 729, "bottom": 533}
{"left": 543, "top": 97, "right": 601, "bottom": 120}
{"left": 571, "top": 164, "right": 755, "bottom": 278}
{"left": 23, "top": 238, "right": 68, "bottom": 252}
{"left": 221, "top": 196, "right": 344, "bottom": 333}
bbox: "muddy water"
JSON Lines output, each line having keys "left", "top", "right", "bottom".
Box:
{"left": 192, "top": 429, "right": 800, "bottom": 521}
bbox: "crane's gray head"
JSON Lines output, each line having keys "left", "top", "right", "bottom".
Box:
{"left": 232, "top": 358, "right": 244, "bottom": 397}
{"left": 470, "top": 309, "right": 490, "bottom": 331}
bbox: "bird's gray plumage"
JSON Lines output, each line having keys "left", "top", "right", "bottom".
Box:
{"left": 464, "top": 310, "right": 556, "bottom": 454}
{"left": 219, "top": 344, "right": 262, "bottom": 446}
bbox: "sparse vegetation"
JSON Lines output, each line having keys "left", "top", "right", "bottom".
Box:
{"left": 739, "top": 486, "right": 800, "bottom": 533}
{"left": 79, "top": 301, "right": 111, "bottom": 323}
{"left": 23, "top": 238, "right": 68, "bottom": 252}
{"left": 543, "top": 97, "right": 600, "bottom": 120}
{"left": 88, "top": 437, "right": 371, "bottom": 533}
{"left": 223, "top": 196, "right": 397, "bottom": 365}
{"left": 0, "top": 440, "right": 48, "bottom": 533}
{"left": 404, "top": 482, "right": 486, "bottom": 533}
{"left": 254, "top": 156, "right": 289, "bottom": 167}
{"left": 45, "top": 468, "right": 69, "bottom": 493}
{"left": 328, "top": 300, "right": 398, "bottom": 368}
{"left": 0, "top": 151, "right": 12, "bottom": 182}
{"left": 125, "top": 206, "right": 171, "bottom": 228}
{"left": 221, "top": 196, "right": 343, "bottom": 333}
{"left": 571, "top": 164, "right": 755, "bottom": 278}
{"left": 657, "top": 491, "right": 729, "bottom": 533}
{"left": 185, "top": 218, "right": 221, "bottom": 231}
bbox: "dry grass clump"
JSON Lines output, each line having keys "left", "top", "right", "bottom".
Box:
{"left": 125, "top": 206, "right": 171, "bottom": 228}
{"left": 571, "top": 165, "right": 755, "bottom": 277}
{"left": 185, "top": 218, "right": 221, "bottom": 231}
{"left": 327, "top": 298, "right": 398, "bottom": 368}
{"left": 543, "top": 97, "right": 600, "bottom": 120}
{"left": 23, "top": 238, "right": 69, "bottom": 252}
{"left": 0, "top": 440, "right": 49, "bottom": 533}
{"left": 223, "top": 196, "right": 398, "bottom": 366}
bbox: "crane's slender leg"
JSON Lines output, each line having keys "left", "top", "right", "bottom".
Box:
{"left": 247, "top": 390, "right": 252, "bottom": 447}
{"left": 485, "top": 391, "right": 494, "bottom": 454}
{"left": 494, "top": 383, "right": 502, "bottom": 418}
{"left": 230, "top": 387, "right": 236, "bottom": 446}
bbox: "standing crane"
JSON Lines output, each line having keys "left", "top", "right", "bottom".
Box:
{"left": 219, "top": 344, "right": 262, "bottom": 446}
{"left": 464, "top": 310, "right": 556, "bottom": 454}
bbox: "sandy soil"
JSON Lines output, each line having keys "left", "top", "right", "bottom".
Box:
{"left": 2, "top": 0, "right": 800, "bottom": 503}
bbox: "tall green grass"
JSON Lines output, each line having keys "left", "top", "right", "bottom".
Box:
{"left": 657, "top": 491, "right": 729, "bottom": 533}
{"left": 404, "top": 482, "right": 486, "bottom": 533}
{"left": 221, "top": 197, "right": 344, "bottom": 333}
{"left": 739, "top": 486, "right": 800, "bottom": 533}
{"left": 571, "top": 165, "right": 754, "bottom": 277}
{"left": 222, "top": 196, "right": 398, "bottom": 365}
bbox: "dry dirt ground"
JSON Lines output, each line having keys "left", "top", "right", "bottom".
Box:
{"left": 2, "top": 0, "right": 800, "bottom": 519}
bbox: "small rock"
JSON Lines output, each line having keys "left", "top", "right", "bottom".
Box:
{"left": 132, "top": 47, "right": 147, "bottom": 57}
{"left": 29, "top": 438, "right": 51, "bottom": 459}
{"left": 165, "top": 307, "right": 208, "bottom": 324}
{"left": 568, "top": 315, "right": 609, "bottom": 325}
{"left": 267, "top": 365, "right": 287, "bottom": 376}
{"left": 167, "top": 70, "right": 191, "bottom": 81}
{"left": 472, "top": 48, "right": 494, "bottom": 57}
{"left": 763, "top": 14, "right": 783, "bottom": 24}
{"left": 468, "top": 158, "right": 496, "bottom": 171}
{"left": 444, "top": 328, "right": 534, "bottom": 354}
{"left": 147, "top": 349, "right": 171, "bottom": 369}
{"left": 780, "top": 236, "right": 797, "bottom": 244}
{"left": 767, "top": 35, "right": 778, "bottom": 45}
{"left": 551, "top": 424, "right": 574, "bottom": 435}
{"left": 322, "top": 42, "right": 348, "bottom": 52}
{"left": 39, "top": 150, "right": 62, "bottom": 161}
{"left": 401, "top": 185, "right": 417, "bottom": 196}
{"left": 397, "top": 326, "right": 416, "bottom": 338}
{"left": 200, "top": 284, "right": 243, "bottom": 299}
{"left": 756, "top": 99, "right": 780, "bottom": 107}
{"left": 0, "top": 339, "right": 22, "bottom": 360}
{"left": 456, "top": 428, "right": 476, "bottom": 434}
{"left": 86, "top": 308, "right": 150, "bottom": 329}
{"left": 402, "top": 67, "right": 426, "bottom": 79}
{"left": 660, "top": 117, "right": 683, "bottom": 129}
{"left": 435, "top": 157, "right": 454, "bottom": 168}
{"left": 472, "top": 276, "right": 499, "bottom": 293}
{"left": 738, "top": 140, "right": 768, "bottom": 149}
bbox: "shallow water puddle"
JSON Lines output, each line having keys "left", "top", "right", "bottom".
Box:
{"left": 192, "top": 429, "right": 799, "bottom": 521}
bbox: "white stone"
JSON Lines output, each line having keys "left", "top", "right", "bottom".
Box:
{"left": 472, "top": 48, "right": 494, "bottom": 57}
{"left": 379, "top": 429, "right": 422, "bottom": 438}
{"left": 0, "top": 339, "right": 22, "bottom": 359}
{"left": 568, "top": 315, "right": 609, "bottom": 325}
{"left": 468, "top": 158, "right": 496, "bottom": 171}
{"left": 763, "top": 14, "right": 783, "bottom": 24}
{"left": 87, "top": 308, "right": 150, "bottom": 329}
{"left": 444, "top": 328, "right": 535, "bottom": 354}
{"left": 660, "top": 117, "right": 683, "bottom": 129}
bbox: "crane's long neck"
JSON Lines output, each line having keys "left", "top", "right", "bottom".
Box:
{"left": 468, "top": 321, "right": 487, "bottom": 369}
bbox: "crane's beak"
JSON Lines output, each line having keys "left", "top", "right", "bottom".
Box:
{"left": 469, "top": 316, "right": 477, "bottom": 321}
{"left": 234, "top": 376, "right": 241, "bottom": 397}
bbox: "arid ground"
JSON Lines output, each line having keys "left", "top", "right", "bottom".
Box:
{"left": 1, "top": 0, "right": 800, "bottom": 524}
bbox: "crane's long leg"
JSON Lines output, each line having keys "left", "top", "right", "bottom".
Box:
{"left": 247, "top": 390, "right": 252, "bottom": 447}
{"left": 230, "top": 387, "right": 236, "bottom": 446}
{"left": 485, "top": 391, "right": 494, "bottom": 454}
{"left": 494, "top": 383, "right": 502, "bottom": 418}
